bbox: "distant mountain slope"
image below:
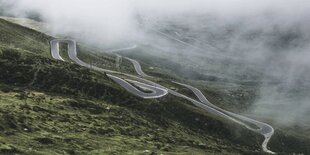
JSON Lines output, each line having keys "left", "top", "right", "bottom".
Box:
{"left": 0, "top": 18, "right": 51, "bottom": 57}
{"left": 0, "top": 16, "right": 49, "bottom": 34}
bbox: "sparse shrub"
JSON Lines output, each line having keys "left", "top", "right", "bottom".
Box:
{"left": 0, "top": 144, "right": 20, "bottom": 154}
{"left": 0, "top": 85, "right": 11, "bottom": 93}
{"left": 0, "top": 49, "right": 21, "bottom": 61}
{"left": 34, "top": 137, "right": 54, "bottom": 145}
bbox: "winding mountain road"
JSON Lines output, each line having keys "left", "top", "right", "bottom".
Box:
{"left": 50, "top": 39, "right": 167, "bottom": 99}
{"left": 50, "top": 39, "right": 66, "bottom": 61}
{"left": 107, "top": 74, "right": 168, "bottom": 99}
{"left": 50, "top": 39, "right": 274, "bottom": 154}
{"left": 129, "top": 57, "right": 274, "bottom": 154}
{"left": 125, "top": 58, "right": 148, "bottom": 77}
{"left": 106, "top": 45, "right": 137, "bottom": 52}
{"left": 173, "top": 82, "right": 274, "bottom": 154}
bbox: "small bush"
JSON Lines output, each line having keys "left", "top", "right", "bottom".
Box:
{"left": 0, "top": 49, "right": 21, "bottom": 61}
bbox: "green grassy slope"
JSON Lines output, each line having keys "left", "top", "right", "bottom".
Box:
{"left": 0, "top": 17, "right": 309, "bottom": 155}
{"left": 0, "top": 50, "right": 262, "bottom": 155}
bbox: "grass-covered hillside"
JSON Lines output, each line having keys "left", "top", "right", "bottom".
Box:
{"left": 0, "top": 17, "right": 309, "bottom": 155}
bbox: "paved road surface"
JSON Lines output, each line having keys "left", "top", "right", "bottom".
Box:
{"left": 108, "top": 75, "right": 168, "bottom": 99}
{"left": 50, "top": 40, "right": 65, "bottom": 61}
{"left": 126, "top": 58, "right": 148, "bottom": 77}
{"left": 106, "top": 45, "right": 137, "bottom": 52}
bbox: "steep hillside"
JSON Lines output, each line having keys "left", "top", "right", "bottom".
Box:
{"left": 0, "top": 17, "right": 309, "bottom": 155}
{"left": 0, "top": 18, "right": 51, "bottom": 57}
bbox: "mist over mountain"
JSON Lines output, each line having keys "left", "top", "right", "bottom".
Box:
{"left": 1, "top": 0, "right": 310, "bottom": 127}
{"left": 141, "top": 12, "right": 310, "bottom": 128}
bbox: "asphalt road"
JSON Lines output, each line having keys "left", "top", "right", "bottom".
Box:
{"left": 50, "top": 39, "right": 274, "bottom": 154}
{"left": 106, "top": 45, "right": 137, "bottom": 52}
{"left": 108, "top": 75, "right": 168, "bottom": 99}
{"left": 50, "top": 39, "right": 65, "bottom": 61}
{"left": 125, "top": 58, "right": 148, "bottom": 77}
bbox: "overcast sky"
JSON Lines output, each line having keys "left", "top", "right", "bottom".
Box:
{"left": 1, "top": 0, "right": 310, "bottom": 42}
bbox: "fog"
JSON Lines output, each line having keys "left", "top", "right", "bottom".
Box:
{"left": 1, "top": 0, "right": 139, "bottom": 45}
{"left": 1, "top": 0, "right": 310, "bottom": 128}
